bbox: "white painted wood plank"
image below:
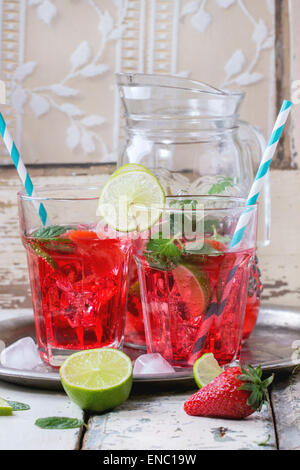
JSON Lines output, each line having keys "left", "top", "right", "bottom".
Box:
{"left": 258, "top": 170, "right": 300, "bottom": 307}
{"left": 0, "top": 380, "right": 83, "bottom": 450}
{"left": 271, "top": 371, "right": 300, "bottom": 450}
{"left": 82, "top": 391, "right": 275, "bottom": 450}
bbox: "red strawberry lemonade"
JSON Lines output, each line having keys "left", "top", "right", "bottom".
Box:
{"left": 135, "top": 245, "right": 254, "bottom": 367}
{"left": 125, "top": 260, "right": 146, "bottom": 347}
{"left": 125, "top": 255, "right": 262, "bottom": 346}
{"left": 23, "top": 226, "right": 131, "bottom": 366}
{"left": 242, "top": 255, "right": 262, "bottom": 340}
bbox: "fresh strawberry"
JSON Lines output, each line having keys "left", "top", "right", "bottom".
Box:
{"left": 184, "top": 364, "right": 274, "bottom": 419}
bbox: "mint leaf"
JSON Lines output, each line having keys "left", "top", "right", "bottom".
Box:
{"left": 35, "top": 417, "right": 86, "bottom": 430}
{"left": 147, "top": 237, "right": 181, "bottom": 259}
{"left": 255, "top": 434, "right": 271, "bottom": 447}
{"left": 146, "top": 235, "right": 182, "bottom": 271}
{"left": 29, "top": 225, "right": 76, "bottom": 268}
{"left": 33, "top": 225, "right": 75, "bottom": 240}
{"left": 31, "top": 242, "right": 58, "bottom": 269}
{"left": 7, "top": 401, "right": 30, "bottom": 411}
{"left": 208, "top": 176, "right": 234, "bottom": 195}
{"left": 43, "top": 238, "right": 74, "bottom": 254}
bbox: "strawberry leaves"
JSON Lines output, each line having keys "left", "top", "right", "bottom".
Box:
{"left": 237, "top": 364, "right": 274, "bottom": 412}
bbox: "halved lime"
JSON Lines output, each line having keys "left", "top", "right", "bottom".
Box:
{"left": 172, "top": 263, "right": 211, "bottom": 318}
{"left": 193, "top": 353, "right": 223, "bottom": 389}
{"left": 60, "top": 348, "right": 133, "bottom": 413}
{"left": 97, "top": 169, "right": 165, "bottom": 232}
{"left": 0, "top": 397, "right": 12, "bottom": 416}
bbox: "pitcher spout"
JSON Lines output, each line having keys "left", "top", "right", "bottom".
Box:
{"left": 116, "top": 73, "right": 245, "bottom": 126}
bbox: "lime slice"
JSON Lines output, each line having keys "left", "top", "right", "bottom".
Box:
{"left": 112, "top": 163, "right": 152, "bottom": 177}
{"left": 172, "top": 263, "right": 211, "bottom": 318}
{"left": 97, "top": 169, "right": 165, "bottom": 232}
{"left": 193, "top": 353, "right": 223, "bottom": 388}
{"left": 60, "top": 348, "right": 133, "bottom": 413}
{"left": 0, "top": 397, "right": 12, "bottom": 416}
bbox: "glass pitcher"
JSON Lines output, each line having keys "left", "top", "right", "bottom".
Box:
{"left": 116, "top": 73, "right": 266, "bottom": 347}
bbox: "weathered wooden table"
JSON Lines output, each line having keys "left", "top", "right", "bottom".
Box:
{"left": 0, "top": 308, "right": 299, "bottom": 451}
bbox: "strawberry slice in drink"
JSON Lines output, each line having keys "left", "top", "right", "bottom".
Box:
{"left": 68, "top": 230, "right": 127, "bottom": 277}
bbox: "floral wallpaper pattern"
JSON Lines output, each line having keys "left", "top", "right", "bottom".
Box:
{"left": 0, "top": 0, "right": 275, "bottom": 164}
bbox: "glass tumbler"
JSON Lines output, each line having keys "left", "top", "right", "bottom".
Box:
{"left": 133, "top": 196, "right": 258, "bottom": 368}
{"left": 18, "top": 186, "right": 132, "bottom": 367}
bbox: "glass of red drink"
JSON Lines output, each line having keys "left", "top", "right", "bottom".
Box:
{"left": 18, "top": 186, "right": 132, "bottom": 367}
{"left": 133, "top": 196, "right": 258, "bottom": 368}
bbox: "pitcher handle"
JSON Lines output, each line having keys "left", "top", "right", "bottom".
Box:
{"left": 238, "top": 120, "right": 270, "bottom": 247}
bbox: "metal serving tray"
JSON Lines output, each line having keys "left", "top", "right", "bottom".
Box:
{"left": 0, "top": 305, "right": 299, "bottom": 391}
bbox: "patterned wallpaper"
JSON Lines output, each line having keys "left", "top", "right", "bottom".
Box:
{"left": 0, "top": 0, "right": 275, "bottom": 164}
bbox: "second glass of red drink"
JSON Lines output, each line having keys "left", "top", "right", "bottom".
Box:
{"left": 133, "top": 196, "right": 258, "bottom": 367}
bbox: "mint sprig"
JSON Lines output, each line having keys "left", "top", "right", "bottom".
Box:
{"left": 29, "top": 225, "right": 75, "bottom": 269}
{"left": 33, "top": 225, "right": 75, "bottom": 239}
{"left": 30, "top": 242, "right": 58, "bottom": 269}
{"left": 208, "top": 176, "right": 234, "bottom": 195}
{"left": 146, "top": 234, "right": 183, "bottom": 271}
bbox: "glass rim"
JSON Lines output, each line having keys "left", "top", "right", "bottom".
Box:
{"left": 132, "top": 195, "right": 258, "bottom": 212}
{"left": 18, "top": 189, "right": 258, "bottom": 212}
{"left": 17, "top": 185, "right": 102, "bottom": 202}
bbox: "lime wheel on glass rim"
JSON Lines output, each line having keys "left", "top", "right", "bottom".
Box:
{"left": 97, "top": 165, "right": 165, "bottom": 233}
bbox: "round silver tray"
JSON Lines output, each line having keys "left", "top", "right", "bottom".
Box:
{"left": 0, "top": 304, "right": 299, "bottom": 390}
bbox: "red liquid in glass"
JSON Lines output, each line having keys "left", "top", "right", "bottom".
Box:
{"left": 135, "top": 249, "right": 253, "bottom": 367}
{"left": 242, "top": 255, "right": 262, "bottom": 340}
{"left": 23, "top": 227, "right": 131, "bottom": 364}
{"left": 125, "top": 255, "right": 262, "bottom": 347}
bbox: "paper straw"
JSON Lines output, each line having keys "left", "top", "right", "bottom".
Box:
{"left": 0, "top": 113, "right": 48, "bottom": 226}
{"left": 230, "top": 99, "right": 292, "bottom": 249}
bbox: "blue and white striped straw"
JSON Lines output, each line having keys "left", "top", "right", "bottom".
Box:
{"left": 230, "top": 99, "right": 292, "bottom": 248}
{"left": 0, "top": 113, "right": 48, "bottom": 226}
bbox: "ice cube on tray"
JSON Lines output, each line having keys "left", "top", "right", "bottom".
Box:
{"left": 133, "top": 353, "right": 175, "bottom": 375}
{"left": 0, "top": 337, "right": 42, "bottom": 370}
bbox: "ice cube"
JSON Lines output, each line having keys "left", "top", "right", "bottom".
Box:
{"left": 0, "top": 337, "right": 42, "bottom": 371}
{"left": 133, "top": 353, "right": 175, "bottom": 375}
{"left": 95, "top": 219, "right": 119, "bottom": 239}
